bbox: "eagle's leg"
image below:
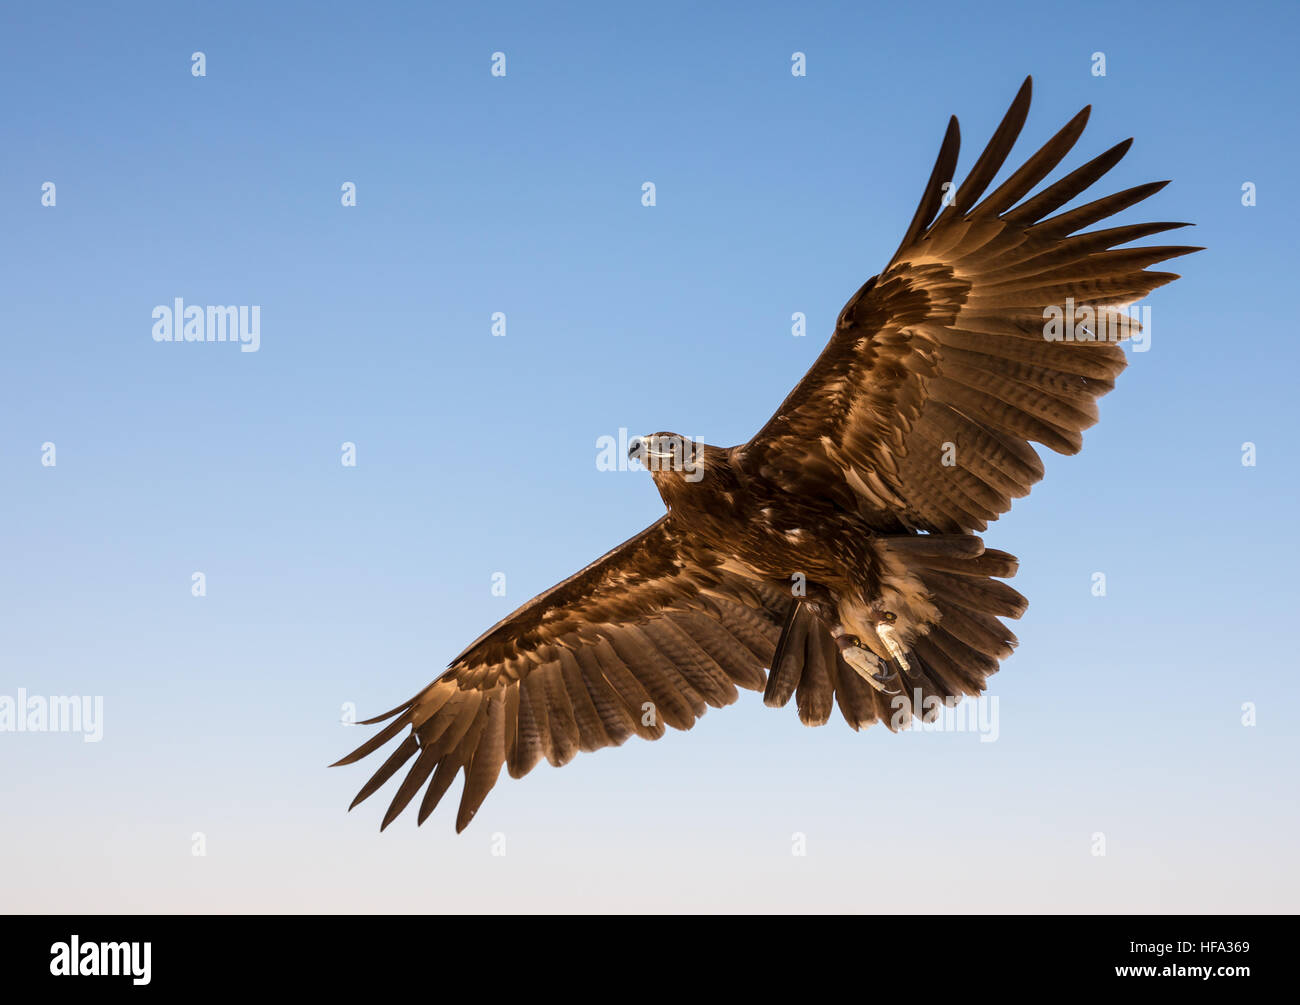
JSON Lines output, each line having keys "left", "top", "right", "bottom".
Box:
{"left": 830, "top": 625, "right": 903, "bottom": 696}
{"left": 795, "top": 587, "right": 904, "bottom": 696}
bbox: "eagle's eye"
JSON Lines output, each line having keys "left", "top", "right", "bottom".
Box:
{"left": 881, "top": 611, "right": 897, "bottom": 624}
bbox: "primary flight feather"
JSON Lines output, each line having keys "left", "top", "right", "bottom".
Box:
{"left": 335, "top": 77, "right": 1199, "bottom": 831}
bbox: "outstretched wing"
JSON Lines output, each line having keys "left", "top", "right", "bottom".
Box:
{"left": 742, "top": 76, "right": 1199, "bottom": 533}
{"left": 334, "top": 517, "right": 788, "bottom": 831}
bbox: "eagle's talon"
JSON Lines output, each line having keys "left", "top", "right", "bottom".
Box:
{"left": 869, "top": 660, "right": 904, "bottom": 695}
{"left": 836, "top": 636, "right": 901, "bottom": 696}
{"left": 874, "top": 621, "right": 912, "bottom": 676}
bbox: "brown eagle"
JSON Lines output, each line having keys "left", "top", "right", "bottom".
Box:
{"left": 335, "top": 77, "right": 1197, "bottom": 831}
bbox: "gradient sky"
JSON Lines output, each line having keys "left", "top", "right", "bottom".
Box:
{"left": 3, "top": 0, "right": 1297, "bottom": 913}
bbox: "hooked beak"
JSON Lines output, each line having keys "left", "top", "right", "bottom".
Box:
{"left": 630, "top": 434, "right": 678, "bottom": 462}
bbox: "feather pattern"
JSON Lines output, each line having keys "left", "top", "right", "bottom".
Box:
{"left": 743, "top": 75, "right": 1199, "bottom": 534}
{"left": 336, "top": 518, "right": 786, "bottom": 831}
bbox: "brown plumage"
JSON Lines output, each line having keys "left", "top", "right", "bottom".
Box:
{"left": 335, "top": 76, "right": 1199, "bottom": 831}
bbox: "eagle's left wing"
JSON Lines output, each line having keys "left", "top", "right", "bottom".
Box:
{"left": 741, "top": 77, "right": 1199, "bottom": 533}
{"left": 334, "top": 516, "right": 789, "bottom": 832}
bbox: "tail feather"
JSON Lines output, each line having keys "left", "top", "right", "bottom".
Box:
{"left": 885, "top": 534, "right": 1024, "bottom": 703}
{"left": 765, "top": 535, "right": 1025, "bottom": 731}
{"left": 763, "top": 600, "right": 807, "bottom": 708}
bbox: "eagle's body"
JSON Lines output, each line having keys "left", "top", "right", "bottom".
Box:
{"left": 649, "top": 443, "right": 869, "bottom": 589}
{"left": 335, "top": 78, "right": 1198, "bottom": 832}
{"left": 647, "top": 440, "right": 922, "bottom": 669}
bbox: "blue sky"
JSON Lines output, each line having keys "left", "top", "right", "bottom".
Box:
{"left": 2, "top": 0, "right": 1297, "bottom": 912}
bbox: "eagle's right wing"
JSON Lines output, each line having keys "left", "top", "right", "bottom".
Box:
{"left": 334, "top": 516, "right": 789, "bottom": 832}
{"left": 741, "top": 77, "right": 1199, "bottom": 533}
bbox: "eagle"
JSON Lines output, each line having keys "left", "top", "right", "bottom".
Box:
{"left": 335, "top": 77, "right": 1197, "bottom": 832}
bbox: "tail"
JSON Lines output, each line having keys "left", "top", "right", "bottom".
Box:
{"left": 763, "top": 534, "right": 1024, "bottom": 731}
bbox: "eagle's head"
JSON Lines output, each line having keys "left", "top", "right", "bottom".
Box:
{"left": 629, "top": 433, "right": 712, "bottom": 503}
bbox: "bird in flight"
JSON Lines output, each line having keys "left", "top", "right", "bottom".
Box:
{"left": 335, "top": 77, "right": 1197, "bottom": 832}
